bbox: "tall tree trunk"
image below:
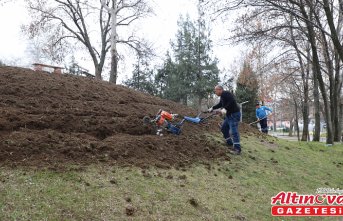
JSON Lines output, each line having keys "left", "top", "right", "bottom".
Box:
{"left": 95, "top": 64, "right": 102, "bottom": 80}
{"left": 333, "top": 52, "right": 343, "bottom": 141}
{"left": 182, "top": 95, "right": 188, "bottom": 106}
{"left": 198, "top": 97, "right": 202, "bottom": 111}
{"left": 294, "top": 97, "right": 300, "bottom": 141}
{"left": 109, "top": 53, "right": 118, "bottom": 83}
{"left": 322, "top": 0, "right": 343, "bottom": 141}
{"left": 335, "top": 42, "right": 343, "bottom": 143}
{"left": 301, "top": 46, "right": 310, "bottom": 141}
{"left": 109, "top": 0, "right": 118, "bottom": 84}
{"left": 273, "top": 100, "right": 277, "bottom": 132}
{"left": 334, "top": 2, "right": 343, "bottom": 141}
{"left": 289, "top": 118, "right": 294, "bottom": 137}
{"left": 339, "top": 102, "right": 343, "bottom": 142}
{"left": 322, "top": 0, "right": 343, "bottom": 64}
{"left": 313, "top": 71, "right": 321, "bottom": 142}
{"left": 300, "top": 3, "right": 333, "bottom": 144}
{"left": 316, "top": 66, "right": 334, "bottom": 144}
{"left": 290, "top": 20, "right": 309, "bottom": 141}
{"left": 311, "top": 0, "right": 340, "bottom": 143}
{"left": 318, "top": 27, "right": 336, "bottom": 142}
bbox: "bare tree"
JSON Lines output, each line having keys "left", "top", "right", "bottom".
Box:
{"left": 208, "top": 0, "right": 343, "bottom": 144}
{"left": 100, "top": 0, "right": 153, "bottom": 83}
{"left": 24, "top": 0, "right": 153, "bottom": 82}
{"left": 0, "top": 0, "right": 11, "bottom": 6}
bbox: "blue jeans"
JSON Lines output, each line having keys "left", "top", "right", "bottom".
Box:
{"left": 221, "top": 112, "right": 241, "bottom": 151}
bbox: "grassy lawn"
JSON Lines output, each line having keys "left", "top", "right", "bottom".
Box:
{"left": 1, "top": 135, "right": 343, "bottom": 220}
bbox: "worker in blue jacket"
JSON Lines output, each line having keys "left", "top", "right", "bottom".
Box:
{"left": 256, "top": 103, "right": 273, "bottom": 134}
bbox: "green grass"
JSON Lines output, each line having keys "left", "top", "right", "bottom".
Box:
{"left": 1, "top": 135, "right": 343, "bottom": 220}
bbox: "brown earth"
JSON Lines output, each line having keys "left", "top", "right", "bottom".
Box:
{"left": 0, "top": 66, "right": 259, "bottom": 168}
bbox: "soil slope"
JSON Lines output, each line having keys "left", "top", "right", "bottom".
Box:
{"left": 0, "top": 66, "right": 257, "bottom": 168}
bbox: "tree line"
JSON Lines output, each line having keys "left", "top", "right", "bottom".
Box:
{"left": 13, "top": 0, "right": 343, "bottom": 143}
{"left": 204, "top": 0, "right": 343, "bottom": 144}
{"left": 23, "top": 0, "right": 152, "bottom": 83}
{"left": 124, "top": 13, "right": 260, "bottom": 122}
{"left": 19, "top": 0, "right": 259, "bottom": 118}
{"left": 125, "top": 14, "right": 220, "bottom": 108}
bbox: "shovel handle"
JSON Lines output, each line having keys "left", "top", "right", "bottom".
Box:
{"left": 249, "top": 117, "right": 267, "bottom": 125}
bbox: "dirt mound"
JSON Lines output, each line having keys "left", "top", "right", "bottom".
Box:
{"left": 0, "top": 66, "right": 236, "bottom": 168}
{"left": 239, "top": 123, "right": 274, "bottom": 140}
{"left": 240, "top": 123, "right": 262, "bottom": 136}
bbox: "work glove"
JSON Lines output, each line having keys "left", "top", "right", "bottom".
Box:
{"left": 220, "top": 108, "right": 227, "bottom": 115}
{"left": 208, "top": 107, "right": 213, "bottom": 113}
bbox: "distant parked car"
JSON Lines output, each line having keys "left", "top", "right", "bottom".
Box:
{"left": 276, "top": 126, "right": 289, "bottom": 133}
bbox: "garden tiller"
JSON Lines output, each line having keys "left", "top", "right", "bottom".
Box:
{"left": 143, "top": 109, "right": 219, "bottom": 136}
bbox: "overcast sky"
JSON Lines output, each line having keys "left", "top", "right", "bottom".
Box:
{"left": 0, "top": 0, "right": 243, "bottom": 83}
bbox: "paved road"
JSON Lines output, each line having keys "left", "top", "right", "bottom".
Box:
{"left": 270, "top": 132, "right": 326, "bottom": 143}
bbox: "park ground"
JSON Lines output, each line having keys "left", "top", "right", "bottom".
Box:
{"left": 0, "top": 66, "right": 343, "bottom": 220}
{"left": 1, "top": 134, "right": 343, "bottom": 220}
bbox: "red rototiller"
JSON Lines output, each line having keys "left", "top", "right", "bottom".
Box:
{"left": 143, "top": 109, "right": 221, "bottom": 136}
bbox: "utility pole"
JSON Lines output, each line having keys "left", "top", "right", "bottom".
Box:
{"left": 239, "top": 101, "right": 249, "bottom": 122}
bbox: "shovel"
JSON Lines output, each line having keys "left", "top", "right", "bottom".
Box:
{"left": 249, "top": 116, "right": 267, "bottom": 125}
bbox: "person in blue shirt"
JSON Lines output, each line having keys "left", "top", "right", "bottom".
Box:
{"left": 256, "top": 103, "right": 273, "bottom": 134}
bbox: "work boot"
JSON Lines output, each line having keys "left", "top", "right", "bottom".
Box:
{"left": 226, "top": 139, "right": 234, "bottom": 150}
{"left": 229, "top": 148, "right": 241, "bottom": 155}
{"left": 227, "top": 144, "right": 235, "bottom": 151}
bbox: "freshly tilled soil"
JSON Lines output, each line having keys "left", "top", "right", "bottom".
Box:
{"left": 0, "top": 66, "right": 259, "bottom": 168}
